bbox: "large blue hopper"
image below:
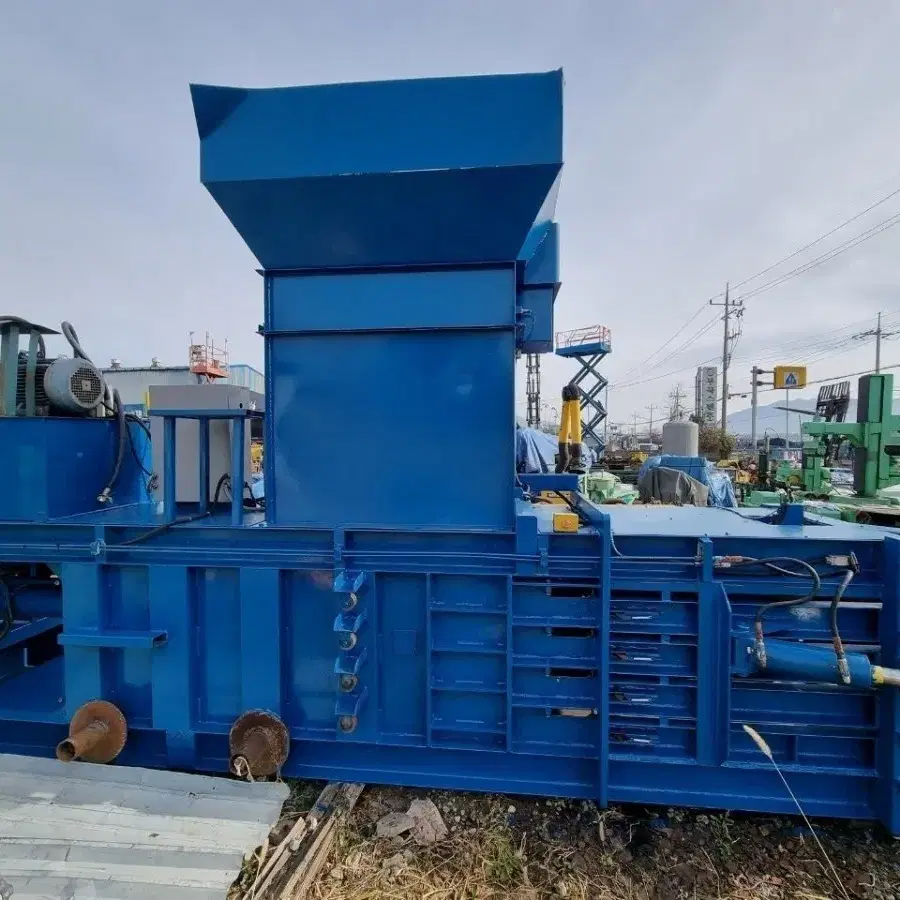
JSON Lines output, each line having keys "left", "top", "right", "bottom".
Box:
{"left": 190, "top": 72, "right": 563, "bottom": 270}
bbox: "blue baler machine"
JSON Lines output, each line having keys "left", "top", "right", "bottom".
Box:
{"left": 0, "top": 70, "right": 898, "bottom": 832}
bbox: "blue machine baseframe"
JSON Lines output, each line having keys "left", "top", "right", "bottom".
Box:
{"left": 1, "top": 505, "right": 898, "bottom": 830}
{"left": 1, "top": 69, "right": 899, "bottom": 834}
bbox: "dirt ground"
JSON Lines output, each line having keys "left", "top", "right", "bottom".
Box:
{"left": 300, "top": 784, "right": 900, "bottom": 900}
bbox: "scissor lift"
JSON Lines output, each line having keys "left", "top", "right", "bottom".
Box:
{"left": 555, "top": 325, "right": 611, "bottom": 454}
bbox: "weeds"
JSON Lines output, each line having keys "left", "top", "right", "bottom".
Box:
{"left": 482, "top": 827, "right": 523, "bottom": 888}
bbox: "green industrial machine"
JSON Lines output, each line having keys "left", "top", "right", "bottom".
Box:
{"left": 748, "top": 374, "right": 900, "bottom": 524}
{"left": 804, "top": 374, "right": 900, "bottom": 495}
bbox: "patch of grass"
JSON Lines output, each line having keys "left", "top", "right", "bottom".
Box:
{"left": 709, "top": 811, "right": 737, "bottom": 859}
{"left": 482, "top": 827, "right": 523, "bottom": 889}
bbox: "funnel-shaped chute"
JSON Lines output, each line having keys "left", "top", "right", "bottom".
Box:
{"left": 191, "top": 71, "right": 563, "bottom": 270}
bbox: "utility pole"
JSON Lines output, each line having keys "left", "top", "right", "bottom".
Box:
{"left": 668, "top": 382, "right": 685, "bottom": 420}
{"left": 720, "top": 283, "right": 730, "bottom": 429}
{"left": 646, "top": 403, "right": 657, "bottom": 441}
{"left": 632, "top": 413, "right": 639, "bottom": 442}
{"left": 876, "top": 311, "right": 882, "bottom": 373}
{"left": 750, "top": 366, "right": 772, "bottom": 450}
{"left": 710, "top": 283, "right": 743, "bottom": 431}
{"left": 751, "top": 366, "right": 760, "bottom": 448}
{"left": 785, "top": 389, "right": 790, "bottom": 449}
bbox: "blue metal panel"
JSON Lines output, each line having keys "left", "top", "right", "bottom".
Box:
{"left": 556, "top": 340, "right": 611, "bottom": 358}
{"left": 518, "top": 223, "right": 559, "bottom": 353}
{"left": 267, "top": 328, "right": 516, "bottom": 529}
{"left": 0, "top": 418, "right": 149, "bottom": 521}
{"left": 269, "top": 269, "right": 515, "bottom": 332}
{"left": 150, "top": 565, "right": 198, "bottom": 767}
{"left": 191, "top": 72, "right": 563, "bottom": 270}
{"left": 519, "top": 288, "right": 555, "bottom": 353}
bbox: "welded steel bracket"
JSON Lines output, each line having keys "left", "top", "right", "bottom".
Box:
{"left": 334, "top": 647, "right": 367, "bottom": 677}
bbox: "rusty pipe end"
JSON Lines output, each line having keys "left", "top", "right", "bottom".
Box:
{"left": 229, "top": 711, "right": 290, "bottom": 779}
{"left": 56, "top": 738, "right": 78, "bottom": 762}
{"left": 56, "top": 719, "right": 109, "bottom": 762}
{"left": 58, "top": 700, "right": 127, "bottom": 764}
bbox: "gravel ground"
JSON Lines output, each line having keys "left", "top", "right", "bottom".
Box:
{"left": 305, "top": 786, "right": 900, "bottom": 900}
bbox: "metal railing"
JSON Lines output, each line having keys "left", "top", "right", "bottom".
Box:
{"left": 555, "top": 325, "right": 611, "bottom": 350}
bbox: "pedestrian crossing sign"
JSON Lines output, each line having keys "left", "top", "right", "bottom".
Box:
{"left": 774, "top": 365, "right": 807, "bottom": 389}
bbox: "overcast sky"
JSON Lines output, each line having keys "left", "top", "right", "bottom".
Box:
{"left": 2, "top": 1, "right": 899, "bottom": 429}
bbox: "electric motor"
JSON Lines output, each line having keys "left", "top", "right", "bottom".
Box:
{"left": 43, "top": 357, "right": 106, "bottom": 414}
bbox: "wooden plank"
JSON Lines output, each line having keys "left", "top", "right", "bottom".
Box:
{"left": 252, "top": 782, "right": 363, "bottom": 900}
{"left": 249, "top": 817, "right": 308, "bottom": 898}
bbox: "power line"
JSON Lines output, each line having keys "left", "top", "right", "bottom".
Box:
{"left": 610, "top": 273, "right": 900, "bottom": 392}
{"left": 611, "top": 303, "right": 708, "bottom": 383}
{"left": 611, "top": 185, "right": 900, "bottom": 385}
{"left": 757, "top": 361, "right": 900, "bottom": 394}
{"left": 730, "top": 337, "right": 882, "bottom": 400}
{"left": 732, "top": 184, "right": 900, "bottom": 290}
{"left": 632, "top": 314, "right": 723, "bottom": 379}
{"left": 728, "top": 309, "right": 900, "bottom": 364}
{"left": 611, "top": 314, "right": 900, "bottom": 395}
{"left": 610, "top": 314, "right": 722, "bottom": 388}
{"left": 734, "top": 212, "right": 900, "bottom": 303}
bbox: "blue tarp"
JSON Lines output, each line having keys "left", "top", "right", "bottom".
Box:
{"left": 637, "top": 455, "right": 737, "bottom": 508}
{"left": 516, "top": 427, "right": 596, "bottom": 473}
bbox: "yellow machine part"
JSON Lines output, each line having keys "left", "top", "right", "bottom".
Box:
{"left": 250, "top": 441, "right": 263, "bottom": 473}
{"left": 559, "top": 398, "right": 583, "bottom": 446}
{"left": 538, "top": 490, "right": 574, "bottom": 506}
{"left": 552, "top": 512, "right": 579, "bottom": 533}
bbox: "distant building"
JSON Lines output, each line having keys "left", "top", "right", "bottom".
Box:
{"left": 694, "top": 366, "right": 718, "bottom": 425}
{"left": 101, "top": 363, "right": 264, "bottom": 414}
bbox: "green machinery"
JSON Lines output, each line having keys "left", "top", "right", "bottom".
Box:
{"left": 804, "top": 374, "right": 900, "bottom": 495}
{"left": 759, "top": 373, "right": 900, "bottom": 524}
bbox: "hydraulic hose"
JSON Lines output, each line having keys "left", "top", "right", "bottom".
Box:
{"left": 61, "top": 321, "right": 90, "bottom": 361}
{"left": 60, "top": 322, "right": 131, "bottom": 504}
{"left": 830, "top": 568, "right": 855, "bottom": 685}
{"left": 721, "top": 556, "right": 822, "bottom": 669}
{"left": 120, "top": 511, "right": 211, "bottom": 546}
{"left": 98, "top": 389, "right": 127, "bottom": 505}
